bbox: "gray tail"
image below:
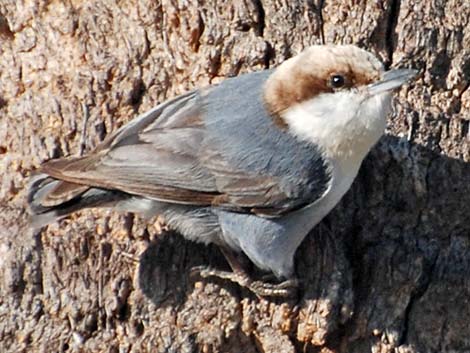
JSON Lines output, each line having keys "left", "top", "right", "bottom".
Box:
{"left": 27, "top": 173, "right": 129, "bottom": 229}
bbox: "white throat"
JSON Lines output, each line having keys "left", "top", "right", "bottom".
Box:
{"left": 282, "top": 91, "right": 391, "bottom": 173}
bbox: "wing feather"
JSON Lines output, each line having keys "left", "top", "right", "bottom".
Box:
{"left": 40, "top": 75, "right": 331, "bottom": 216}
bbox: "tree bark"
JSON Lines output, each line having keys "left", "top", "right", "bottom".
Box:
{"left": 0, "top": 1, "right": 469, "bottom": 352}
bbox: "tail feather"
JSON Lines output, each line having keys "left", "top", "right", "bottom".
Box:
{"left": 28, "top": 174, "right": 90, "bottom": 211}
{"left": 27, "top": 173, "right": 129, "bottom": 228}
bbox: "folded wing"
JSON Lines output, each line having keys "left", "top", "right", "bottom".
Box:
{"left": 40, "top": 82, "right": 331, "bottom": 217}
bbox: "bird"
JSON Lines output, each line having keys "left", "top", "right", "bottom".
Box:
{"left": 27, "top": 45, "right": 416, "bottom": 297}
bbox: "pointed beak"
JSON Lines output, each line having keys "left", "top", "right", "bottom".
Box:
{"left": 367, "top": 69, "right": 417, "bottom": 95}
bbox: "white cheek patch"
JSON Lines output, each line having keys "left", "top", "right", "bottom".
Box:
{"left": 282, "top": 92, "right": 360, "bottom": 150}
{"left": 282, "top": 91, "right": 391, "bottom": 161}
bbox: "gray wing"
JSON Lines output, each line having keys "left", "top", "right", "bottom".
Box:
{"left": 42, "top": 73, "right": 331, "bottom": 216}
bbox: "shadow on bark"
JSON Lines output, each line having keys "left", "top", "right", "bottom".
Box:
{"left": 136, "top": 133, "right": 470, "bottom": 351}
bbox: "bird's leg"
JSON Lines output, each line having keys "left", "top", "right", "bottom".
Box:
{"left": 191, "top": 247, "right": 299, "bottom": 298}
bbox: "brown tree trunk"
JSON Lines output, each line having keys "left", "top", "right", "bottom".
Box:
{"left": 1, "top": 1, "right": 469, "bottom": 352}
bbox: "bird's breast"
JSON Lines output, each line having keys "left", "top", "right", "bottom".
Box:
{"left": 293, "top": 157, "right": 360, "bottom": 231}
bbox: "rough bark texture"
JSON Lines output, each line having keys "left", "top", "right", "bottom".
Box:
{"left": 0, "top": 1, "right": 469, "bottom": 352}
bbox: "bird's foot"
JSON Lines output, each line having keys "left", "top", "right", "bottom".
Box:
{"left": 191, "top": 266, "right": 298, "bottom": 298}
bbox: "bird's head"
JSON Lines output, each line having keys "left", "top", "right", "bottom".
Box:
{"left": 264, "top": 45, "right": 416, "bottom": 162}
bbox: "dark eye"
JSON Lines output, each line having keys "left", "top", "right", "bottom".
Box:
{"left": 330, "top": 74, "right": 345, "bottom": 89}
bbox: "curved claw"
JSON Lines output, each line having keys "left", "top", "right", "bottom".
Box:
{"left": 190, "top": 265, "right": 299, "bottom": 298}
